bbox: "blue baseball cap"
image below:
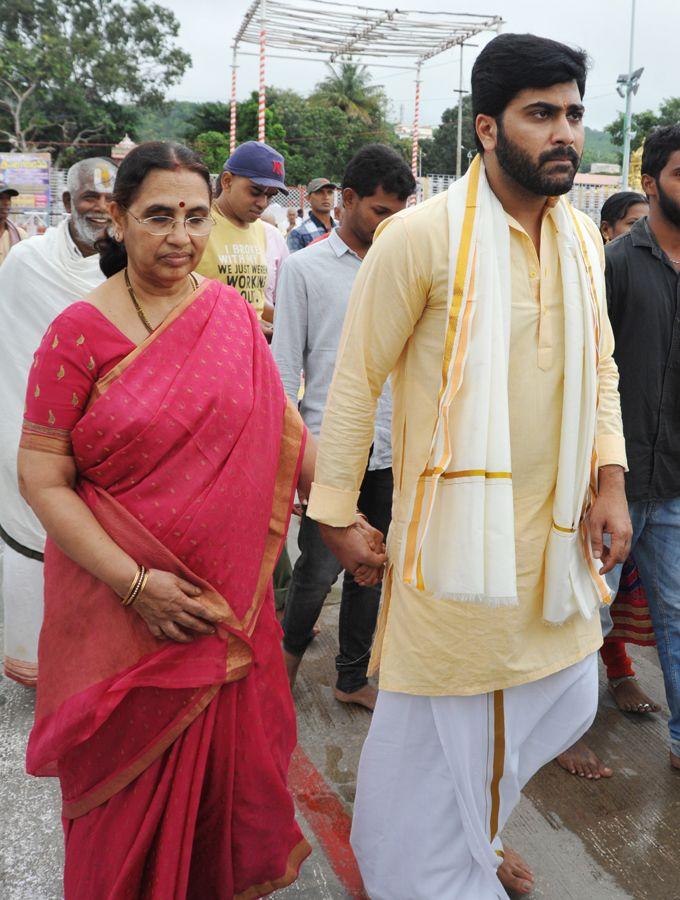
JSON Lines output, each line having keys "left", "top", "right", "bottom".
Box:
{"left": 223, "top": 141, "right": 288, "bottom": 195}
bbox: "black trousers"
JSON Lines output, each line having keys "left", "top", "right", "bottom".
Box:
{"left": 282, "top": 467, "right": 393, "bottom": 693}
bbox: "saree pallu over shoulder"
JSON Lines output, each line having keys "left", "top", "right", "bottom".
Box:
{"left": 27, "top": 279, "right": 306, "bottom": 818}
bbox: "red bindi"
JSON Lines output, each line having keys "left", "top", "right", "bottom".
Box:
{"left": 179, "top": 201, "right": 185, "bottom": 208}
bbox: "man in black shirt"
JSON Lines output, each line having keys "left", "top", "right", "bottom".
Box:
{"left": 605, "top": 125, "right": 680, "bottom": 771}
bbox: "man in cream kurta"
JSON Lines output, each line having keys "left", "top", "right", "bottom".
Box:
{"left": 306, "top": 34, "right": 631, "bottom": 900}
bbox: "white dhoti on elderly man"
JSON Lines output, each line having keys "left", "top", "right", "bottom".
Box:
{"left": 306, "top": 155, "right": 628, "bottom": 898}
{"left": 0, "top": 219, "right": 105, "bottom": 684}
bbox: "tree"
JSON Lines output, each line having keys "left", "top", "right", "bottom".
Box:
{"left": 187, "top": 95, "right": 290, "bottom": 172}
{"left": 579, "top": 127, "right": 619, "bottom": 173}
{"left": 194, "top": 131, "right": 231, "bottom": 173}
{"left": 605, "top": 97, "right": 680, "bottom": 158}
{"left": 186, "top": 102, "right": 232, "bottom": 142}
{"left": 312, "top": 62, "right": 385, "bottom": 124}
{"left": 420, "top": 96, "right": 476, "bottom": 175}
{"left": 0, "top": 0, "right": 190, "bottom": 160}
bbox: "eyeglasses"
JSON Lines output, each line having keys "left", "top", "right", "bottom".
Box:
{"left": 124, "top": 210, "right": 215, "bottom": 236}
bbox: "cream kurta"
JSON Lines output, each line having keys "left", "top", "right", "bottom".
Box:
{"left": 307, "top": 189, "right": 627, "bottom": 696}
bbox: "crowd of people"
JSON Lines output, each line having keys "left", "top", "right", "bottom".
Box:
{"left": 0, "top": 29, "right": 679, "bottom": 900}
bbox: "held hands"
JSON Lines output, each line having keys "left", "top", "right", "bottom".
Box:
{"left": 133, "top": 570, "right": 224, "bottom": 642}
{"left": 318, "top": 515, "right": 387, "bottom": 587}
{"left": 587, "top": 465, "right": 633, "bottom": 575}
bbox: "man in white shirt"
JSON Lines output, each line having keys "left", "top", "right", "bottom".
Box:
{"left": 0, "top": 157, "right": 117, "bottom": 685}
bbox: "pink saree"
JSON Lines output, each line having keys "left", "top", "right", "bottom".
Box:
{"left": 24, "top": 280, "right": 311, "bottom": 898}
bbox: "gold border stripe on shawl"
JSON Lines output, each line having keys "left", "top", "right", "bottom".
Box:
{"left": 402, "top": 160, "right": 481, "bottom": 584}
{"left": 489, "top": 689, "right": 506, "bottom": 841}
{"left": 440, "top": 470, "right": 512, "bottom": 480}
{"left": 438, "top": 157, "right": 481, "bottom": 397}
{"left": 552, "top": 521, "right": 577, "bottom": 534}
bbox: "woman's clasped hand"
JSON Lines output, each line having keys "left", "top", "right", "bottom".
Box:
{"left": 132, "top": 570, "right": 224, "bottom": 642}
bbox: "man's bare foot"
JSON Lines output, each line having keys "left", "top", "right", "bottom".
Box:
{"left": 283, "top": 649, "right": 302, "bottom": 689}
{"left": 334, "top": 683, "right": 378, "bottom": 711}
{"left": 556, "top": 739, "right": 613, "bottom": 779}
{"left": 497, "top": 847, "right": 534, "bottom": 895}
{"left": 608, "top": 677, "right": 661, "bottom": 714}
{"left": 671, "top": 750, "right": 680, "bottom": 771}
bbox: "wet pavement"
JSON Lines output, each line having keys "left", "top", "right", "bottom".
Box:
{"left": 1, "top": 531, "right": 679, "bottom": 899}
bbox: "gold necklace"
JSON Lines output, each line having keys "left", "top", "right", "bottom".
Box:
{"left": 124, "top": 268, "right": 198, "bottom": 334}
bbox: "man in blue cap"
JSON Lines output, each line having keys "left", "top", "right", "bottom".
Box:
{"left": 197, "top": 141, "right": 288, "bottom": 338}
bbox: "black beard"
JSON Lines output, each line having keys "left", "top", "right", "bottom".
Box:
{"left": 495, "top": 123, "right": 581, "bottom": 196}
{"left": 657, "top": 179, "right": 680, "bottom": 228}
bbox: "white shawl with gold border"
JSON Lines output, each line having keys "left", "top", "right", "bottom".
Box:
{"left": 398, "top": 155, "right": 611, "bottom": 624}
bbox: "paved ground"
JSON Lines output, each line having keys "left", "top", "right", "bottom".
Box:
{"left": 1, "top": 530, "right": 679, "bottom": 898}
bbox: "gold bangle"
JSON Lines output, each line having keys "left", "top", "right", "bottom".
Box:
{"left": 132, "top": 569, "right": 150, "bottom": 606}
{"left": 126, "top": 566, "right": 147, "bottom": 607}
{"left": 121, "top": 564, "right": 142, "bottom": 605}
{"left": 121, "top": 564, "right": 145, "bottom": 607}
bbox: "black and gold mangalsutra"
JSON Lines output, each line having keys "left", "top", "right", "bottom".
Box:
{"left": 124, "top": 268, "right": 199, "bottom": 334}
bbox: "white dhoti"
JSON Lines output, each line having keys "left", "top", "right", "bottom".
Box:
{"left": 2, "top": 545, "right": 44, "bottom": 685}
{"left": 351, "top": 652, "right": 598, "bottom": 900}
{"left": 0, "top": 220, "right": 104, "bottom": 685}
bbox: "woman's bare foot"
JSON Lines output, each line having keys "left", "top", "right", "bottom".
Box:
{"left": 497, "top": 847, "right": 534, "bottom": 895}
{"left": 334, "top": 684, "right": 378, "bottom": 711}
{"left": 671, "top": 750, "right": 680, "bottom": 771}
{"left": 608, "top": 677, "right": 661, "bottom": 714}
{"left": 556, "top": 739, "right": 613, "bottom": 779}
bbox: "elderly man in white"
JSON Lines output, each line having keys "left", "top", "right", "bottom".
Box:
{"left": 0, "top": 156, "right": 117, "bottom": 685}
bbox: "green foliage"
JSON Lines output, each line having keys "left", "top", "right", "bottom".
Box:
{"left": 580, "top": 127, "right": 619, "bottom": 172}
{"left": 0, "top": 0, "right": 190, "bottom": 162}
{"left": 313, "top": 62, "right": 385, "bottom": 124}
{"left": 186, "top": 102, "right": 231, "bottom": 141}
{"left": 182, "top": 67, "right": 408, "bottom": 184}
{"left": 193, "top": 131, "right": 230, "bottom": 173}
{"left": 605, "top": 97, "right": 680, "bottom": 158}
{"left": 132, "top": 101, "right": 197, "bottom": 142}
{"left": 420, "top": 95, "right": 476, "bottom": 176}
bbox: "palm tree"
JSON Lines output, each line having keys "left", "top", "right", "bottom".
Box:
{"left": 312, "top": 61, "right": 383, "bottom": 124}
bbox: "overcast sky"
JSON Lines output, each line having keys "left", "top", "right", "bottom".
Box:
{"left": 160, "top": 0, "right": 678, "bottom": 132}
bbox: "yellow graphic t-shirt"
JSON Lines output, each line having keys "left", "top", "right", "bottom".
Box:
{"left": 197, "top": 206, "right": 268, "bottom": 317}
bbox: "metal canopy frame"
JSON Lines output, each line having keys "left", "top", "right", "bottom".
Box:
{"left": 230, "top": 0, "right": 503, "bottom": 178}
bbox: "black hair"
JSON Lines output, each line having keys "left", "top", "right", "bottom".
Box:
{"left": 641, "top": 125, "right": 680, "bottom": 182}
{"left": 97, "top": 141, "right": 212, "bottom": 278}
{"left": 341, "top": 143, "right": 416, "bottom": 201}
{"left": 600, "top": 191, "right": 648, "bottom": 227}
{"left": 471, "top": 34, "right": 589, "bottom": 152}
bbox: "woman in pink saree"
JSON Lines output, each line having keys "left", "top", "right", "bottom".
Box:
{"left": 17, "top": 141, "right": 386, "bottom": 898}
